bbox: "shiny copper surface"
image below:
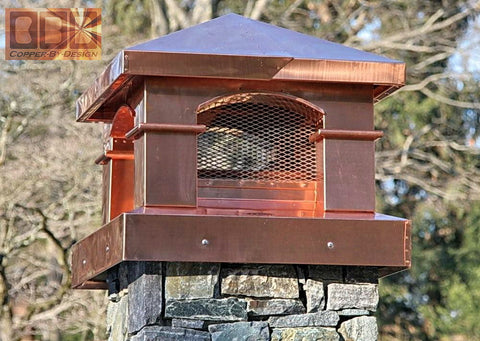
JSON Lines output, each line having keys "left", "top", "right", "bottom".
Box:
{"left": 99, "top": 106, "right": 136, "bottom": 222}
{"left": 324, "top": 140, "right": 375, "bottom": 212}
{"left": 134, "top": 78, "right": 199, "bottom": 207}
{"left": 71, "top": 212, "right": 410, "bottom": 288}
{"left": 109, "top": 159, "right": 134, "bottom": 220}
{"left": 309, "top": 129, "right": 384, "bottom": 143}
{"left": 111, "top": 105, "right": 135, "bottom": 137}
{"left": 125, "top": 123, "right": 206, "bottom": 139}
{"left": 76, "top": 14, "right": 405, "bottom": 122}
{"left": 105, "top": 151, "right": 135, "bottom": 160}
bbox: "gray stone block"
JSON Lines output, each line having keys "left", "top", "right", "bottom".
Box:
{"left": 304, "top": 279, "right": 325, "bottom": 312}
{"left": 165, "top": 298, "right": 248, "bottom": 321}
{"left": 221, "top": 265, "right": 299, "bottom": 298}
{"left": 338, "top": 309, "right": 370, "bottom": 317}
{"left": 271, "top": 327, "right": 340, "bottom": 341}
{"left": 308, "top": 265, "right": 343, "bottom": 281}
{"left": 247, "top": 299, "right": 305, "bottom": 316}
{"left": 128, "top": 263, "right": 163, "bottom": 334}
{"left": 166, "top": 262, "right": 220, "bottom": 300}
{"left": 326, "top": 284, "right": 378, "bottom": 311}
{"left": 209, "top": 321, "right": 269, "bottom": 341}
{"left": 268, "top": 311, "right": 339, "bottom": 328}
{"left": 171, "top": 318, "right": 206, "bottom": 330}
{"left": 119, "top": 261, "right": 160, "bottom": 291}
{"left": 338, "top": 316, "right": 378, "bottom": 341}
{"left": 106, "top": 295, "right": 128, "bottom": 341}
{"left": 345, "top": 267, "right": 378, "bottom": 284}
{"left": 130, "top": 326, "right": 210, "bottom": 341}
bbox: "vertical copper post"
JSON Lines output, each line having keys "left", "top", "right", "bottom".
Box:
{"left": 133, "top": 77, "right": 204, "bottom": 207}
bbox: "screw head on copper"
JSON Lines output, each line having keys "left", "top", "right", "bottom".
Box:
{"left": 201, "top": 239, "right": 209, "bottom": 246}
{"left": 327, "top": 241, "right": 334, "bottom": 249}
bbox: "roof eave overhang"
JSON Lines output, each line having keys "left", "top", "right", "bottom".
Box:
{"left": 76, "top": 50, "right": 406, "bottom": 122}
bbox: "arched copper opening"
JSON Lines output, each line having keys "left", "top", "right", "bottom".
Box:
{"left": 196, "top": 92, "right": 325, "bottom": 216}
{"left": 197, "top": 92, "right": 325, "bottom": 182}
{"left": 197, "top": 92, "right": 325, "bottom": 127}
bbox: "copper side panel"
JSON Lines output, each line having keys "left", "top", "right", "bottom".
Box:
{"left": 313, "top": 85, "right": 373, "bottom": 131}
{"left": 71, "top": 215, "right": 124, "bottom": 288}
{"left": 324, "top": 140, "right": 375, "bottom": 212}
{"left": 198, "top": 182, "right": 317, "bottom": 201}
{"left": 123, "top": 214, "right": 407, "bottom": 265}
{"left": 110, "top": 159, "right": 135, "bottom": 219}
{"left": 125, "top": 51, "right": 292, "bottom": 81}
{"left": 143, "top": 132, "right": 197, "bottom": 206}
{"left": 143, "top": 77, "right": 214, "bottom": 124}
{"left": 71, "top": 213, "right": 410, "bottom": 288}
{"left": 134, "top": 78, "right": 202, "bottom": 207}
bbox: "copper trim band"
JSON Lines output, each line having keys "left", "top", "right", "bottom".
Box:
{"left": 309, "top": 129, "right": 384, "bottom": 143}
{"left": 71, "top": 212, "right": 410, "bottom": 288}
{"left": 106, "top": 151, "right": 135, "bottom": 160}
{"left": 126, "top": 123, "right": 207, "bottom": 139}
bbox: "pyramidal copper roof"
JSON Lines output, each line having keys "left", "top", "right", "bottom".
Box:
{"left": 128, "top": 14, "right": 394, "bottom": 62}
{"left": 77, "top": 14, "right": 405, "bottom": 122}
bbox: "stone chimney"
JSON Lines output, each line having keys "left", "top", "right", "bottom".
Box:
{"left": 107, "top": 263, "right": 379, "bottom": 341}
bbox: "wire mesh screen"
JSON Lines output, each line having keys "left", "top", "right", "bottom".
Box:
{"left": 197, "top": 93, "right": 324, "bottom": 182}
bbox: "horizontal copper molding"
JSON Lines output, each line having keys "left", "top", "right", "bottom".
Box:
{"left": 125, "top": 123, "right": 207, "bottom": 139}
{"left": 309, "top": 129, "right": 384, "bottom": 143}
{"left": 94, "top": 151, "right": 134, "bottom": 165}
{"left": 76, "top": 56, "right": 405, "bottom": 123}
{"left": 273, "top": 58, "right": 405, "bottom": 85}
{"left": 76, "top": 52, "right": 127, "bottom": 122}
{"left": 71, "top": 212, "right": 411, "bottom": 289}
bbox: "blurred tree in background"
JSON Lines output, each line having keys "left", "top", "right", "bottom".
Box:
{"left": 1, "top": 0, "right": 479, "bottom": 340}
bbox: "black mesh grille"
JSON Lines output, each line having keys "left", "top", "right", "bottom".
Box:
{"left": 197, "top": 93, "right": 323, "bottom": 182}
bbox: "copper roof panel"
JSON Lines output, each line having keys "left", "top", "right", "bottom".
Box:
{"left": 127, "top": 14, "right": 398, "bottom": 63}
{"left": 77, "top": 14, "right": 405, "bottom": 122}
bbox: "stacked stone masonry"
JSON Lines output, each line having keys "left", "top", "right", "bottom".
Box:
{"left": 106, "top": 262, "right": 379, "bottom": 341}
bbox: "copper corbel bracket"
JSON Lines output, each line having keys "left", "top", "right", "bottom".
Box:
{"left": 309, "top": 129, "right": 384, "bottom": 143}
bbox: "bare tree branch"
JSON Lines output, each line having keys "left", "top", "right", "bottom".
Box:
{"left": 249, "top": 0, "right": 271, "bottom": 20}
{"left": 421, "top": 88, "right": 480, "bottom": 109}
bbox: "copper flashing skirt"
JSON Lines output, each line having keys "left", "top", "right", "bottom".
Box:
{"left": 72, "top": 211, "right": 410, "bottom": 289}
